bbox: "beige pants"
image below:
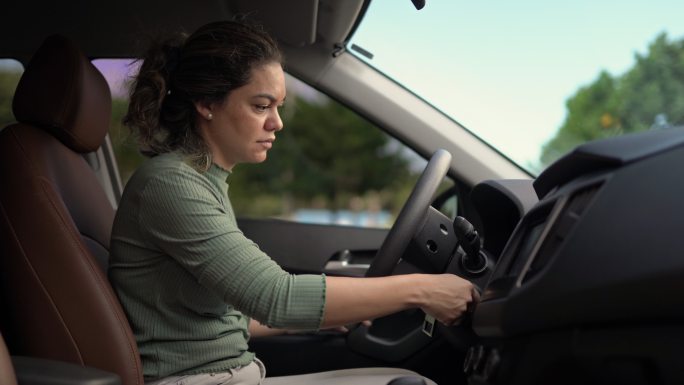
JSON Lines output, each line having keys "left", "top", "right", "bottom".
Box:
{"left": 145, "top": 360, "right": 265, "bottom": 385}
{"left": 146, "top": 359, "right": 437, "bottom": 385}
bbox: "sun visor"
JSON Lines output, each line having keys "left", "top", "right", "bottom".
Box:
{"left": 228, "top": 0, "right": 318, "bottom": 46}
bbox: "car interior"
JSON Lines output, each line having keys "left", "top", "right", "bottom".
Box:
{"left": 1, "top": 1, "right": 683, "bottom": 385}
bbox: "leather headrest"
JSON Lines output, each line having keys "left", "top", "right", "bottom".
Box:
{"left": 12, "top": 35, "right": 112, "bottom": 153}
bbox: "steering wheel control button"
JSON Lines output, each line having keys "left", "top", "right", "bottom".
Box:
{"left": 426, "top": 240, "right": 438, "bottom": 253}
{"left": 439, "top": 223, "right": 448, "bottom": 235}
{"left": 422, "top": 314, "right": 435, "bottom": 337}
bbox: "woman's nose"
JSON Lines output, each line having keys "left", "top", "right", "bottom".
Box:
{"left": 267, "top": 109, "right": 283, "bottom": 131}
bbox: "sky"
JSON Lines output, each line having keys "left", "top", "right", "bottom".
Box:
{"left": 348, "top": 0, "right": 684, "bottom": 172}
{"left": 93, "top": 60, "right": 140, "bottom": 98}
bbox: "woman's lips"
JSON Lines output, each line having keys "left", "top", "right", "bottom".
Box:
{"left": 258, "top": 139, "right": 274, "bottom": 149}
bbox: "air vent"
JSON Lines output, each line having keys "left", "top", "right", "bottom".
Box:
{"left": 521, "top": 183, "right": 603, "bottom": 283}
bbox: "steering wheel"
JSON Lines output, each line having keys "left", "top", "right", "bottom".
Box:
{"left": 365, "top": 149, "right": 452, "bottom": 277}
{"left": 348, "top": 149, "right": 453, "bottom": 362}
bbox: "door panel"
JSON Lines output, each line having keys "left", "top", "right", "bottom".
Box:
{"left": 237, "top": 218, "right": 388, "bottom": 274}
{"left": 240, "top": 217, "right": 390, "bottom": 375}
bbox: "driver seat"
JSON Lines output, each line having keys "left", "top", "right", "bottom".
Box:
{"left": 0, "top": 35, "right": 143, "bottom": 385}
{"left": 0, "top": 335, "right": 16, "bottom": 385}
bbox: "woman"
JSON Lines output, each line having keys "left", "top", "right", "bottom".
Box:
{"left": 109, "top": 20, "right": 476, "bottom": 385}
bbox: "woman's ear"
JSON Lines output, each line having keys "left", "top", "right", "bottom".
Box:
{"left": 194, "top": 100, "right": 213, "bottom": 121}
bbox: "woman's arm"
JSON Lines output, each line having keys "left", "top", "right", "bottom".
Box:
{"left": 322, "top": 274, "right": 476, "bottom": 328}
{"left": 248, "top": 317, "right": 369, "bottom": 337}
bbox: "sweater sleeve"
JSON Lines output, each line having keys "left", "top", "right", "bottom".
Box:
{"left": 137, "top": 167, "right": 325, "bottom": 330}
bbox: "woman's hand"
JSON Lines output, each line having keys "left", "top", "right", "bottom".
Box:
{"left": 323, "top": 274, "right": 478, "bottom": 328}
{"left": 418, "top": 274, "right": 479, "bottom": 326}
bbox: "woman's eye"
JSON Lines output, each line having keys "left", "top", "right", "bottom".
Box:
{"left": 255, "top": 105, "right": 269, "bottom": 112}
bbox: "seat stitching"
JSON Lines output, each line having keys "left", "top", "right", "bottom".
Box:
{"left": 0, "top": 199, "right": 84, "bottom": 363}
{"left": 39, "top": 178, "right": 143, "bottom": 385}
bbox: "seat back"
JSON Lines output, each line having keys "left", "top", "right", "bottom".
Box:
{"left": 0, "top": 35, "right": 143, "bottom": 385}
{"left": 0, "top": 334, "right": 16, "bottom": 385}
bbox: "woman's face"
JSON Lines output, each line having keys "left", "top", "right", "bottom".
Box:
{"left": 197, "top": 62, "right": 286, "bottom": 170}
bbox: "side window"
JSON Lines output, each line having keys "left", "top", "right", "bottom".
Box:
{"left": 92, "top": 59, "right": 454, "bottom": 229}
{"left": 229, "top": 76, "right": 454, "bottom": 229}
{"left": 435, "top": 191, "right": 459, "bottom": 220}
{"left": 0, "top": 59, "right": 24, "bottom": 128}
{"left": 92, "top": 59, "right": 145, "bottom": 183}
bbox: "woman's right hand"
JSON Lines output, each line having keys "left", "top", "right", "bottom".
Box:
{"left": 323, "top": 273, "right": 479, "bottom": 329}
{"left": 419, "top": 274, "right": 479, "bottom": 326}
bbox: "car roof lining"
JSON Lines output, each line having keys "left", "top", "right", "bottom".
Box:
{"left": 2, "top": 0, "right": 365, "bottom": 64}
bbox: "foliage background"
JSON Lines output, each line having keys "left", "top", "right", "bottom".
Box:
{"left": 540, "top": 33, "right": 684, "bottom": 167}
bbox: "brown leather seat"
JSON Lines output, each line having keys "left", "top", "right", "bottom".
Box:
{"left": 0, "top": 35, "right": 143, "bottom": 385}
{"left": 0, "top": 334, "right": 17, "bottom": 385}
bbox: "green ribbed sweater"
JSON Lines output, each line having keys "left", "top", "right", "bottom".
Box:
{"left": 108, "top": 152, "right": 326, "bottom": 379}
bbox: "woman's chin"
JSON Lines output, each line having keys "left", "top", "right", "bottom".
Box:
{"left": 249, "top": 153, "right": 268, "bottom": 164}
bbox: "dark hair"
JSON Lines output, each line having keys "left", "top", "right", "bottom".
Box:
{"left": 124, "top": 20, "right": 283, "bottom": 170}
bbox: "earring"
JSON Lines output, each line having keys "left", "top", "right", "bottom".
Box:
{"left": 207, "top": 113, "right": 213, "bottom": 120}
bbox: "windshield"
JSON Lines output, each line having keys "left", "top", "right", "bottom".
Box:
{"left": 349, "top": 0, "right": 684, "bottom": 175}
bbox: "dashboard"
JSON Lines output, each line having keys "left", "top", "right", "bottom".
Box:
{"left": 465, "top": 127, "right": 684, "bottom": 384}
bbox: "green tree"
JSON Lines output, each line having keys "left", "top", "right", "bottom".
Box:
{"left": 540, "top": 71, "right": 620, "bottom": 166}
{"left": 541, "top": 33, "right": 684, "bottom": 167}
{"left": 109, "top": 98, "right": 144, "bottom": 183}
{"left": 0, "top": 71, "right": 22, "bottom": 127}
{"left": 618, "top": 33, "right": 684, "bottom": 132}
